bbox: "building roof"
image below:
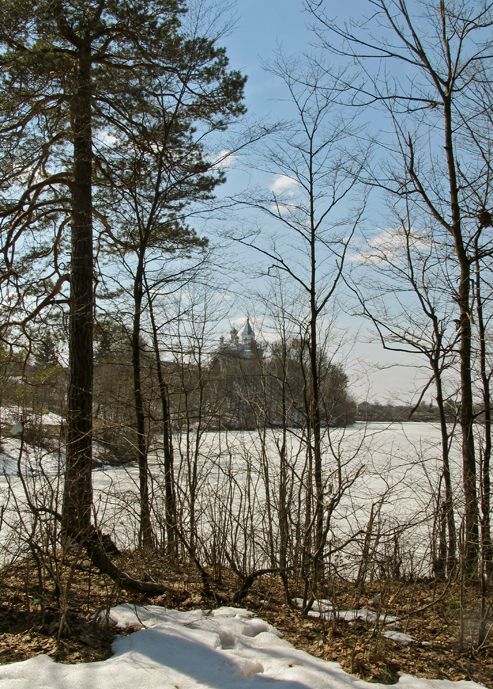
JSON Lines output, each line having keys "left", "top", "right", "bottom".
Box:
{"left": 241, "top": 318, "right": 254, "bottom": 338}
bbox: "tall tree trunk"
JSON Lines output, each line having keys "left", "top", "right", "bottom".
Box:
{"left": 63, "top": 45, "right": 94, "bottom": 536}
{"left": 475, "top": 250, "right": 493, "bottom": 577}
{"left": 443, "top": 96, "right": 479, "bottom": 574}
{"left": 310, "top": 313, "right": 323, "bottom": 587}
{"left": 278, "top": 339, "right": 289, "bottom": 595}
{"left": 300, "top": 337, "right": 313, "bottom": 606}
{"left": 132, "top": 254, "right": 153, "bottom": 548}
{"left": 147, "top": 289, "right": 176, "bottom": 556}
{"left": 309, "top": 158, "right": 324, "bottom": 591}
{"left": 433, "top": 360, "right": 457, "bottom": 575}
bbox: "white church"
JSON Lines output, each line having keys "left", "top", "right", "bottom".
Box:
{"left": 215, "top": 317, "right": 257, "bottom": 360}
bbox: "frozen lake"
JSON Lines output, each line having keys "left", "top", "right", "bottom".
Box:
{"left": 0, "top": 422, "right": 464, "bottom": 576}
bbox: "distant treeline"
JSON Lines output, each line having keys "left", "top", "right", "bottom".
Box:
{"left": 356, "top": 402, "right": 451, "bottom": 423}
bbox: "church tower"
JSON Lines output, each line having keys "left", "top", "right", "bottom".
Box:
{"left": 240, "top": 317, "right": 254, "bottom": 349}
{"left": 230, "top": 325, "right": 239, "bottom": 348}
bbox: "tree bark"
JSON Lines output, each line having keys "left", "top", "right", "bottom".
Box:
{"left": 308, "top": 147, "right": 324, "bottom": 589}
{"left": 147, "top": 289, "right": 177, "bottom": 556}
{"left": 433, "top": 359, "right": 457, "bottom": 575}
{"left": 132, "top": 252, "right": 154, "bottom": 548}
{"left": 475, "top": 250, "right": 493, "bottom": 577}
{"left": 63, "top": 44, "right": 94, "bottom": 536}
{"left": 443, "top": 96, "right": 479, "bottom": 574}
{"left": 278, "top": 339, "right": 289, "bottom": 596}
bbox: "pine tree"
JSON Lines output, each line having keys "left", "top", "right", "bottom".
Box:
{"left": 0, "top": 0, "right": 245, "bottom": 538}
{"left": 35, "top": 333, "right": 58, "bottom": 369}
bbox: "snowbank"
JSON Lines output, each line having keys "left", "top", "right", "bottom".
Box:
{"left": 0, "top": 605, "right": 483, "bottom": 689}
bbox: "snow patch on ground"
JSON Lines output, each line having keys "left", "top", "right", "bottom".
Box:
{"left": 293, "top": 598, "right": 398, "bottom": 626}
{"left": 2, "top": 408, "right": 64, "bottom": 428}
{"left": 0, "top": 605, "right": 483, "bottom": 689}
{"left": 293, "top": 597, "right": 333, "bottom": 612}
{"left": 339, "top": 609, "right": 398, "bottom": 624}
{"left": 382, "top": 630, "right": 416, "bottom": 644}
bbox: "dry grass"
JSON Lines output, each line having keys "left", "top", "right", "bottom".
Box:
{"left": 0, "top": 550, "right": 491, "bottom": 687}
{"left": 255, "top": 579, "right": 492, "bottom": 686}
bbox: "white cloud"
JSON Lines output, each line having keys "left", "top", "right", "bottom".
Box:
{"left": 350, "top": 227, "right": 429, "bottom": 264}
{"left": 216, "top": 293, "right": 231, "bottom": 300}
{"left": 230, "top": 316, "right": 262, "bottom": 330}
{"left": 207, "top": 150, "right": 237, "bottom": 169}
{"left": 269, "top": 174, "right": 300, "bottom": 195}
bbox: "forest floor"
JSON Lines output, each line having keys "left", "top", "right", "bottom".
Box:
{"left": 0, "top": 550, "right": 491, "bottom": 687}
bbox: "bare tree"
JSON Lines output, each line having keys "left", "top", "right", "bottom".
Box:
{"left": 232, "top": 53, "right": 367, "bottom": 597}
{"left": 348, "top": 205, "right": 459, "bottom": 575}
{"left": 309, "top": 0, "right": 493, "bottom": 573}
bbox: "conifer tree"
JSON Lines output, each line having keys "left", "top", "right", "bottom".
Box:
{"left": 0, "top": 0, "right": 245, "bottom": 538}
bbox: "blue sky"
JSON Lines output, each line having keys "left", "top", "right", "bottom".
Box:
{"left": 193, "top": 0, "right": 428, "bottom": 403}
{"left": 222, "top": 0, "right": 314, "bottom": 114}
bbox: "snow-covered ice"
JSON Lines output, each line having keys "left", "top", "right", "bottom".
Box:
{"left": 0, "top": 422, "right": 467, "bottom": 573}
{"left": 0, "top": 437, "right": 62, "bottom": 477}
{"left": 0, "top": 605, "right": 483, "bottom": 689}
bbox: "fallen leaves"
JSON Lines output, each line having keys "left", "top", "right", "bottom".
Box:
{"left": 0, "top": 554, "right": 491, "bottom": 687}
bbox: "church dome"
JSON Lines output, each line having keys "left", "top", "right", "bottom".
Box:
{"left": 241, "top": 318, "right": 254, "bottom": 344}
